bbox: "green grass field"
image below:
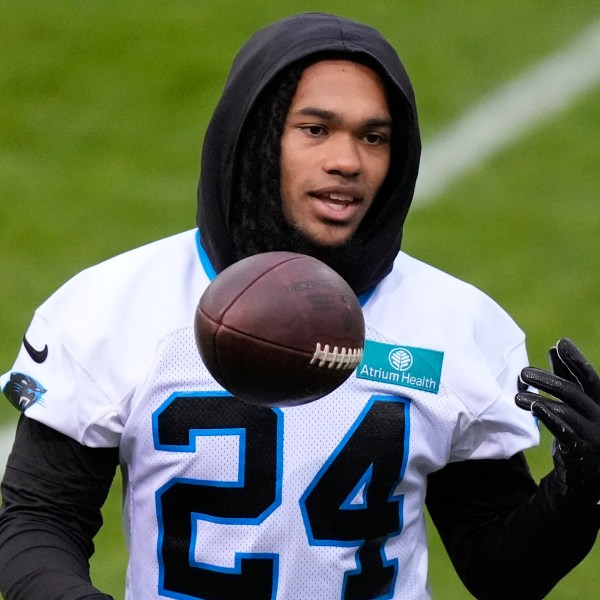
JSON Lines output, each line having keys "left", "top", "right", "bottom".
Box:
{"left": 2, "top": 1, "right": 600, "bottom": 598}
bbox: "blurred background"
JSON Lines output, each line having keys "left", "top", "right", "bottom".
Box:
{"left": 1, "top": 1, "right": 599, "bottom": 598}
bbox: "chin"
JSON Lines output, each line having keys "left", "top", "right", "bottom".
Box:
{"left": 302, "top": 228, "right": 355, "bottom": 249}
{"left": 310, "top": 237, "right": 350, "bottom": 249}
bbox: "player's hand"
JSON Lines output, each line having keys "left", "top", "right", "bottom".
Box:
{"left": 515, "top": 338, "right": 600, "bottom": 503}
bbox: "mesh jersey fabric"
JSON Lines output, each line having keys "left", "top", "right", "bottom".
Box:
{"left": 1, "top": 228, "right": 538, "bottom": 600}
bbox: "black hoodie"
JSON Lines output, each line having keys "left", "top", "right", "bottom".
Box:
{"left": 196, "top": 12, "right": 421, "bottom": 295}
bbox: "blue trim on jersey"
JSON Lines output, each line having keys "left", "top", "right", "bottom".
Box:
{"left": 299, "top": 395, "right": 408, "bottom": 547}
{"left": 342, "top": 500, "right": 404, "bottom": 600}
{"left": 154, "top": 391, "right": 283, "bottom": 600}
{"left": 340, "top": 464, "right": 373, "bottom": 510}
{"left": 155, "top": 474, "right": 280, "bottom": 600}
{"left": 358, "top": 286, "right": 376, "bottom": 307}
{"left": 299, "top": 395, "right": 410, "bottom": 599}
{"left": 195, "top": 228, "right": 217, "bottom": 281}
{"left": 186, "top": 546, "right": 279, "bottom": 596}
{"left": 152, "top": 391, "right": 246, "bottom": 485}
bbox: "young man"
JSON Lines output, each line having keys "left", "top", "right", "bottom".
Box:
{"left": 1, "top": 12, "right": 600, "bottom": 600}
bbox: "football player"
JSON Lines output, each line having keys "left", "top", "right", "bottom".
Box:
{"left": 1, "top": 12, "right": 599, "bottom": 600}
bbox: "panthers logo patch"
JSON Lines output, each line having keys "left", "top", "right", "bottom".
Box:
{"left": 3, "top": 372, "right": 47, "bottom": 412}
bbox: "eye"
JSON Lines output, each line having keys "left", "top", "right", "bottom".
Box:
{"left": 363, "top": 132, "right": 389, "bottom": 145}
{"left": 300, "top": 124, "right": 327, "bottom": 136}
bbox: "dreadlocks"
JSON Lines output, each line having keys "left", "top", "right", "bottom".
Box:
{"left": 230, "top": 63, "right": 304, "bottom": 261}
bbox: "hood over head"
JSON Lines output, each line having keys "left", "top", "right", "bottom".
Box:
{"left": 197, "top": 12, "right": 421, "bottom": 295}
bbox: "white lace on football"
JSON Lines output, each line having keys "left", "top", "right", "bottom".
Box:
{"left": 309, "top": 343, "right": 364, "bottom": 369}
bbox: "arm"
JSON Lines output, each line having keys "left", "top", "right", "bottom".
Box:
{"left": 427, "top": 453, "right": 600, "bottom": 600}
{"left": 427, "top": 338, "right": 600, "bottom": 600}
{"left": 0, "top": 415, "right": 119, "bottom": 600}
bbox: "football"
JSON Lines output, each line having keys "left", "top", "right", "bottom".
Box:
{"left": 194, "top": 252, "right": 365, "bottom": 407}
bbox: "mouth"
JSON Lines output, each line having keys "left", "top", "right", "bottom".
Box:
{"left": 310, "top": 191, "right": 360, "bottom": 212}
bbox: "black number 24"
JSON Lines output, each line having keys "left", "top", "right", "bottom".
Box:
{"left": 154, "top": 393, "right": 409, "bottom": 600}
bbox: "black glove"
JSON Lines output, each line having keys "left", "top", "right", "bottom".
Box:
{"left": 515, "top": 338, "right": 600, "bottom": 504}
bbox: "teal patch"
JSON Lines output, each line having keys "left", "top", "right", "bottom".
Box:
{"left": 357, "top": 340, "right": 444, "bottom": 394}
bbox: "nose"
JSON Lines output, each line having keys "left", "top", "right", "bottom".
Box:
{"left": 322, "top": 134, "right": 361, "bottom": 178}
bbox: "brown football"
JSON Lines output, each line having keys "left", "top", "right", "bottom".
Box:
{"left": 194, "top": 252, "right": 365, "bottom": 407}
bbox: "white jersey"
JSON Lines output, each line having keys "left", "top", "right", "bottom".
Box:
{"left": 1, "top": 229, "right": 539, "bottom": 600}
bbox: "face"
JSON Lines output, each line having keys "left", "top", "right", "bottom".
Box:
{"left": 280, "top": 60, "right": 392, "bottom": 247}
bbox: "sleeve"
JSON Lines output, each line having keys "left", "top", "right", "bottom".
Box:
{"left": 0, "top": 415, "right": 119, "bottom": 600}
{"left": 449, "top": 336, "right": 540, "bottom": 461}
{"left": 426, "top": 453, "right": 600, "bottom": 600}
{"left": 1, "top": 311, "right": 125, "bottom": 447}
{"left": 0, "top": 265, "right": 134, "bottom": 447}
{"left": 0, "top": 240, "right": 190, "bottom": 447}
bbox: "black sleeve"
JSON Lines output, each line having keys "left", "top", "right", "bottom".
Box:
{"left": 0, "top": 415, "right": 119, "bottom": 600}
{"left": 426, "top": 453, "right": 600, "bottom": 600}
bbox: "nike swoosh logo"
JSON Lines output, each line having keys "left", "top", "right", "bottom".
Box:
{"left": 23, "top": 336, "right": 49, "bottom": 364}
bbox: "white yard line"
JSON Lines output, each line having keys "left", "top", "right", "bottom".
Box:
{"left": 414, "top": 18, "right": 600, "bottom": 203}
{"left": 1, "top": 20, "right": 600, "bottom": 474}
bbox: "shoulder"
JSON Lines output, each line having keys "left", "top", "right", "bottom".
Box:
{"left": 366, "top": 252, "right": 523, "bottom": 347}
{"left": 55, "top": 228, "right": 201, "bottom": 292}
{"left": 41, "top": 229, "right": 205, "bottom": 334}
{"left": 5, "top": 230, "right": 208, "bottom": 445}
{"left": 364, "top": 254, "right": 527, "bottom": 432}
{"left": 363, "top": 252, "right": 536, "bottom": 456}
{"left": 33, "top": 229, "right": 207, "bottom": 401}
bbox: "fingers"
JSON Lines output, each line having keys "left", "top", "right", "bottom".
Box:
{"left": 516, "top": 339, "right": 600, "bottom": 451}
{"left": 519, "top": 367, "right": 599, "bottom": 419}
{"left": 515, "top": 391, "right": 582, "bottom": 450}
{"left": 515, "top": 391, "right": 578, "bottom": 423}
{"left": 517, "top": 340, "right": 600, "bottom": 501}
{"left": 548, "top": 345, "right": 572, "bottom": 381}
{"left": 514, "top": 390, "right": 536, "bottom": 411}
{"left": 554, "top": 338, "right": 600, "bottom": 400}
{"left": 530, "top": 400, "right": 580, "bottom": 449}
